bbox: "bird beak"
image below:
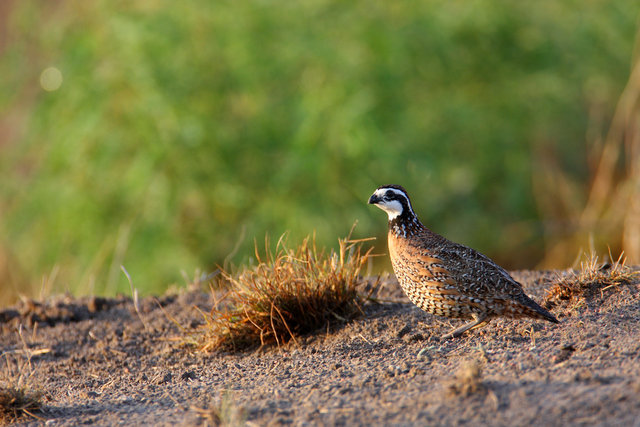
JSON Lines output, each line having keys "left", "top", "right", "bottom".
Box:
{"left": 368, "top": 194, "right": 380, "bottom": 204}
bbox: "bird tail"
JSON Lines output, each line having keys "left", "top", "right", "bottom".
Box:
{"left": 517, "top": 294, "right": 559, "bottom": 323}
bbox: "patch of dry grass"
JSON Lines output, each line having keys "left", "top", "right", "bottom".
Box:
{"left": 447, "top": 360, "right": 485, "bottom": 397}
{"left": 0, "top": 352, "right": 44, "bottom": 424}
{"left": 544, "top": 252, "right": 639, "bottom": 309}
{"left": 0, "top": 384, "right": 43, "bottom": 424}
{"left": 191, "top": 392, "right": 245, "bottom": 427}
{"left": 193, "top": 230, "right": 377, "bottom": 352}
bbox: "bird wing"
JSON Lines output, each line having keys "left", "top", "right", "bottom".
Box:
{"left": 426, "top": 242, "right": 525, "bottom": 299}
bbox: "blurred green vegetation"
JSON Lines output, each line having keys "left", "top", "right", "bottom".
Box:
{"left": 0, "top": 0, "right": 638, "bottom": 300}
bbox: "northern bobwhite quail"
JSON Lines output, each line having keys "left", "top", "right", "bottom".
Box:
{"left": 368, "top": 184, "right": 558, "bottom": 339}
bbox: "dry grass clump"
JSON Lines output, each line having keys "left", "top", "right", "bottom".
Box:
{"left": 544, "top": 252, "right": 639, "bottom": 309}
{"left": 0, "top": 384, "right": 43, "bottom": 424}
{"left": 447, "top": 360, "right": 485, "bottom": 397}
{"left": 194, "top": 231, "right": 376, "bottom": 352}
{"left": 0, "top": 354, "right": 44, "bottom": 424}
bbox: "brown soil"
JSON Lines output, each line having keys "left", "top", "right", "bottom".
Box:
{"left": 1, "top": 269, "right": 640, "bottom": 426}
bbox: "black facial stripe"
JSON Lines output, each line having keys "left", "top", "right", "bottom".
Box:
{"left": 383, "top": 189, "right": 408, "bottom": 202}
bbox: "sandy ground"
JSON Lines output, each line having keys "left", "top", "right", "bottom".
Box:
{"left": 1, "top": 269, "right": 640, "bottom": 426}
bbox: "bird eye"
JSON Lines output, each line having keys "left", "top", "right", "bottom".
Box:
{"left": 385, "top": 190, "right": 393, "bottom": 198}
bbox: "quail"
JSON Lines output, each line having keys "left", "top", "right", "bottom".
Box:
{"left": 368, "top": 184, "right": 558, "bottom": 339}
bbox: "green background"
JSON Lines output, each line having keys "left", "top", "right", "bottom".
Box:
{"left": 1, "top": 0, "right": 638, "bottom": 298}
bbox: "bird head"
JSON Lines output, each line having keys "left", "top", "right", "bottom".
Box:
{"left": 368, "top": 185, "right": 414, "bottom": 221}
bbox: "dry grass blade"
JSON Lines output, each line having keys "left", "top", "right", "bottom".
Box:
{"left": 544, "top": 251, "right": 640, "bottom": 309}
{"left": 194, "top": 229, "right": 376, "bottom": 352}
{"left": 121, "top": 265, "right": 150, "bottom": 332}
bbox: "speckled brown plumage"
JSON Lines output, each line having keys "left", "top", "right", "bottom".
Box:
{"left": 369, "top": 184, "right": 558, "bottom": 339}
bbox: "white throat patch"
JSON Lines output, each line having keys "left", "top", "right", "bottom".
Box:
{"left": 373, "top": 199, "right": 404, "bottom": 220}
